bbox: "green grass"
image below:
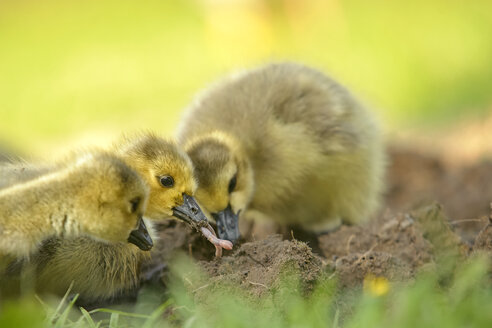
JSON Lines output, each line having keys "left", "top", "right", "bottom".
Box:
{"left": 1, "top": 0, "right": 491, "bottom": 156}
{"left": 2, "top": 254, "right": 492, "bottom": 328}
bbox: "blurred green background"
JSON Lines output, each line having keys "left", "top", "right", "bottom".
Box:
{"left": 1, "top": 0, "right": 491, "bottom": 157}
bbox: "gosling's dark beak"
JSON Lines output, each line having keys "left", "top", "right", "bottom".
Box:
{"left": 172, "top": 194, "right": 208, "bottom": 227}
{"left": 212, "top": 204, "right": 240, "bottom": 244}
{"left": 128, "top": 217, "right": 153, "bottom": 251}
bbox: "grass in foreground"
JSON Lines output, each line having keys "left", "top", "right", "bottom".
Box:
{"left": 1, "top": 254, "right": 491, "bottom": 328}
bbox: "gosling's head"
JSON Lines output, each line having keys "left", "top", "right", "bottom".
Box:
{"left": 72, "top": 153, "right": 152, "bottom": 251}
{"left": 184, "top": 131, "right": 254, "bottom": 243}
{"left": 116, "top": 133, "right": 208, "bottom": 228}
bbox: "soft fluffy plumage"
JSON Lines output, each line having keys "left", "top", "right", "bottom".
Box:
{"left": 0, "top": 152, "right": 148, "bottom": 258}
{"left": 177, "top": 62, "right": 385, "bottom": 241}
{"left": 0, "top": 134, "right": 205, "bottom": 304}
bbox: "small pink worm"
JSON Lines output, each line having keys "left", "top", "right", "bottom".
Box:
{"left": 200, "top": 223, "right": 233, "bottom": 257}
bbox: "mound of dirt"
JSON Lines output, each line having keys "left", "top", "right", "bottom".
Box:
{"left": 319, "top": 213, "right": 432, "bottom": 269}
{"left": 150, "top": 204, "right": 472, "bottom": 295}
{"left": 198, "top": 235, "right": 323, "bottom": 297}
{"left": 319, "top": 211, "right": 434, "bottom": 288}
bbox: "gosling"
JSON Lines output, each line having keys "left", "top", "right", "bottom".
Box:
{"left": 176, "top": 62, "right": 385, "bottom": 243}
{"left": 0, "top": 152, "right": 150, "bottom": 258}
{"left": 1, "top": 134, "right": 229, "bottom": 304}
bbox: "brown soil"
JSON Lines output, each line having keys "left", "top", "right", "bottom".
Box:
{"left": 199, "top": 235, "right": 323, "bottom": 297}
{"left": 386, "top": 146, "right": 492, "bottom": 242}
{"left": 146, "top": 145, "right": 492, "bottom": 296}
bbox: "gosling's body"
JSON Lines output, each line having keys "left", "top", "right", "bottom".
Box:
{"left": 1, "top": 134, "right": 199, "bottom": 304}
{"left": 0, "top": 152, "right": 148, "bottom": 258}
{"left": 177, "top": 63, "right": 385, "bottom": 236}
{"left": 0, "top": 161, "right": 146, "bottom": 302}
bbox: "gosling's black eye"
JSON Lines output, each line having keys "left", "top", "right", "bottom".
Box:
{"left": 228, "top": 174, "right": 237, "bottom": 193}
{"left": 130, "top": 197, "right": 140, "bottom": 213}
{"left": 158, "top": 175, "right": 174, "bottom": 188}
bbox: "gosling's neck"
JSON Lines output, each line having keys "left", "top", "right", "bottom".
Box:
{"left": 0, "top": 169, "right": 83, "bottom": 257}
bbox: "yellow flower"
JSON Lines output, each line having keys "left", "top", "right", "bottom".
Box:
{"left": 363, "top": 274, "right": 390, "bottom": 296}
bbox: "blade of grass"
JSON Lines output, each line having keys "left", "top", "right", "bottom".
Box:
{"left": 73, "top": 314, "right": 89, "bottom": 328}
{"left": 50, "top": 282, "right": 74, "bottom": 324}
{"left": 109, "top": 313, "right": 119, "bottom": 328}
{"left": 80, "top": 307, "right": 98, "bottom": 328}
{"left": 54, "top": 294, "right": 78, "bottom": 328}
{"left": 332, "top": 309, "right": 340, "bottom": 328}
{"left": 88, "top": 308, "right": 151, "bottom": 319}
{"left": 142, "top": 299, "right": 174, "bottom": 328}
{"left": 34, "top": 294, "right": 53, "bottom": 316}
